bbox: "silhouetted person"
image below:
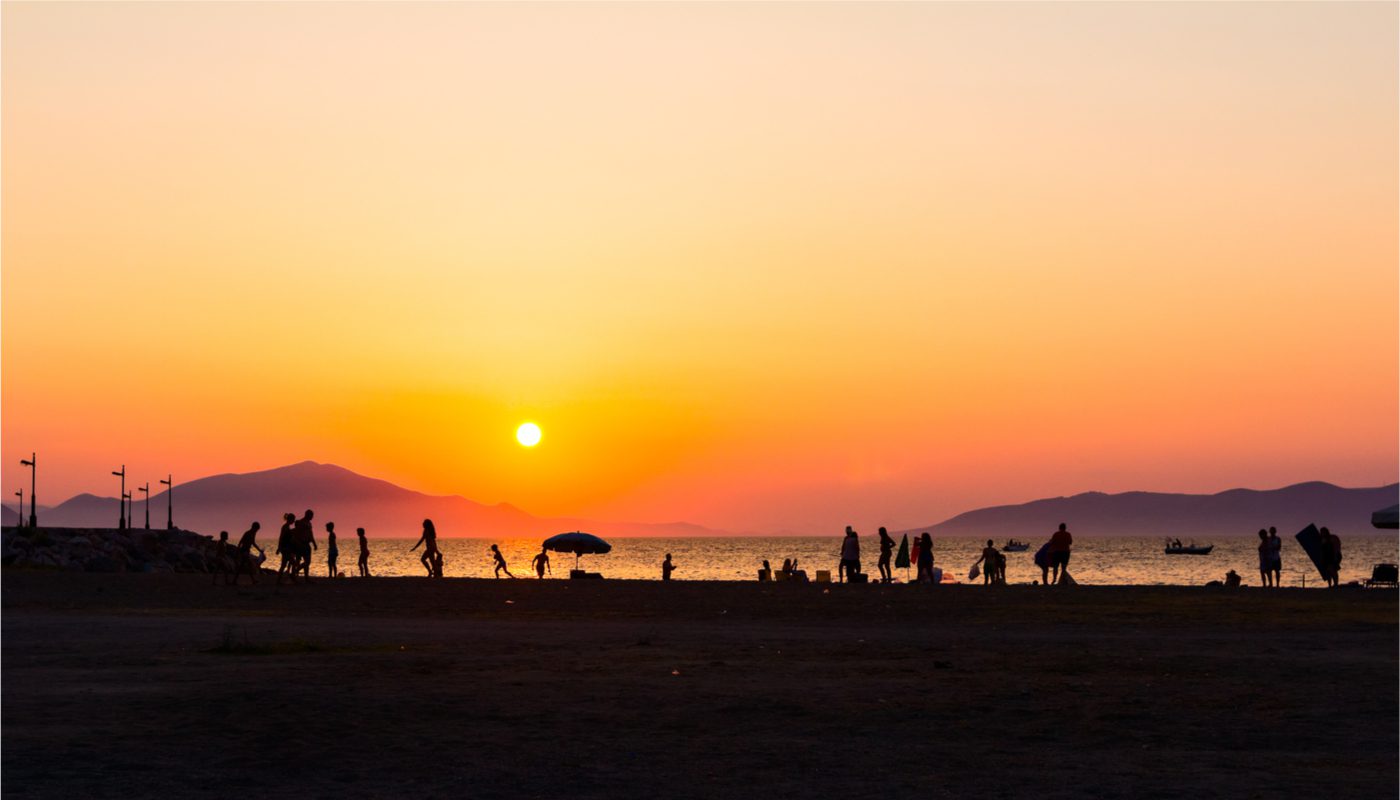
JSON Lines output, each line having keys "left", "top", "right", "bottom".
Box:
{"left": 293, "top": 509, "right": 317, "bottom": 580}
{"left": 411, "top": 519, "right": 439, "bottom": 577}
{"left": 211, "top": 531, "right": 232, "bottom": 585}
{"left": 1267, "top": 526, "right": 1282, "bottom": 587}
{"left": 760, "top": 559, "right": 772, "bottom": 581}
{"left": 1224, "top": 569, "right": 1242, "bottom": 588}
{"left": 357, "top": 527, "right": 371, "bottom": 577}
{"left": 916, "top": 532, "right": 934, "bottom": 583}
{"left": 662, "top": 553, "right": 675, "bottom": 581}
{"left": 876, "top": 527, "right": 895, "bottom": 583}
{"left": 491, "top": 544, "right": 515, "bottom": 578}
{"left": 992, "top": 549, "right": 1007, "bottom": 583}
{"left": 1320, "top": 527, "right": 1342, "bottom": 587}
{"left": 1048, "top": 523, "right": 1073, "bottom": 585}
{"left": 324, "top": 522, "right": 339, "bottom": 577}
{"left": 1257, "top": 529, "right": 1272, "bottom": 587}
{"left": 231, "top": 522, "right": 263, "bottom": 585}
{"left": 976, "top": 539, "right": 999, "bottom": 585}
{"left": 911, "top": 536, "right": 923, "bottom": 579}
{"left": 839, "top": 526, "right": 861, "bottom": 583}
{"left": 431, "top": 548, "right": 445, "bottom": 578}
{"left": 276, "top": 513, "right": 298, "bottom": 585}
{"left": 532, "top": 548, "right": 551, "bottom": 579}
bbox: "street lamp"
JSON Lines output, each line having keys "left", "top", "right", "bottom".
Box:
{"left": 14, "top": 489, "right": 23, "bottom": 529}
{"left": 19, "top": 453, "right": 36, "bottom": 528}
{"left": 159, "top": 474, "right": 173, "bottom": 530}
{"left": 139, "top": 482, "right": 150, "bottom": 529}
{"left": 112, "top": 466, "right": 126, "bottom": 530}
{"left": 123, "top": 492, "right": 132, "bottom": 529}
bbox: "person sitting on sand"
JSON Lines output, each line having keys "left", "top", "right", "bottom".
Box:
{"left": 1267, "top": 527, "right": 1282, "bottom": 587}
{"left": 1047, "top": 523, "right": 1073, "bottom": 585}
{"left": 231, "top": 522, "right": 264, "bottom": 585}
{"left": 276, "top": 513, "right": 298, "bottom": 585}
{"left": 533, "top": 548, "right": 551, "bottom": 579}
{"left": 877, "top": 527, "right": 895, "bottom": 583}
{"left": 357, "top": 527, "right": 371, "bottom": 577}
{"left": 839, "top": 526, "right": 861, "bottom": 583}
{"left": 325, "top": 522, "right": 339, "bottom": 578}
{"left": 662, "top": 553, "right": 675, "bottom": 582}
{"left": 491, "top": 544, "right": 515, "bottom": 579}
{"left": 917, "top": 532, "right": 934, "bottom": 583}
{"left": 1257, "top": 529, "right": 1272, "bottom": 587}
{"left": 410, "top": 519, "right": 439, "bottom": 577}
{"left": 293, "top": 509, "right": 317, "bottom": 581}
{"left": 976, "top": 539, "right": 999, "bottom": 585}
{"left": 1224, "top": 569, "right": 1242, "bottom": 588}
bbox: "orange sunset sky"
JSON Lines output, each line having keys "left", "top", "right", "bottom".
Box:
{"left": 3, "top": 2, "right": 1396, "bottom": 534}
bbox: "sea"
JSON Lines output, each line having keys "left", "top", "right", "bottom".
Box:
{"left": 332, "top": 534, "right": 1399, "bottom": 587}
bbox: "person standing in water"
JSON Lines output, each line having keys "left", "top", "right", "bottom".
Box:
{"left": 532, "top": 548, "right": 551, "bottom": 579}
{"left": 325, "top": 522, "right": 339, "bottom": 577}
{"left": 662, "top": 553, "right": 676, "bottom": 581}
{"left": 410, "top": 519, "right": 439, "bottom": 577}
{"left": 490, "top": 544, "right": 515, "bottom": 578}
{"left": 356, "top": 527, "right": 371, "bottom": 577}
{"left": 876, "top": 527, "right": 895, "bottom": 583}
{"left": 1267, "top": 526, "right": 1282, "bottom": 587}
{"left": 839, "top": 526, "right": 861, "bottom": 583}
{"left": 231, "top": 522, "right": 263, "bottom": 585}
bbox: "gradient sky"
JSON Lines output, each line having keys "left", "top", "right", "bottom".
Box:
{"left": 3, "top": 2, "right": 1396, "bottom": 534}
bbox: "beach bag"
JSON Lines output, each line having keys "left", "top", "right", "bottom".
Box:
{"left": 968, "top": 562, "right": 980, "bottom": 580}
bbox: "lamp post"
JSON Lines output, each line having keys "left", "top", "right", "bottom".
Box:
{"left": 14, "top": 489, "right": 23, "bottom": 529}
{"left": 112, "top": 466, "right": 126, "bottom": 530}
{"left": 159, "top": 474, "right": 173, "bottom": 530}
{"left": 123, "top": 492, "right": 132, "bottom": 529}
{"left": 139, "top": 482, "right": 150, "bottom": 530}
{"left": 20, "top": 453, "right": 36, "bottom": 528}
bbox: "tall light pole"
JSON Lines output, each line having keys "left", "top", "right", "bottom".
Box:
{"left": 14, "top": 489, "right": 23, "bottom": 529}
{"left": 139, "top": 482, "right": 150, "bottom": 529}
{"left": 123, "top": 492, "right": 132, "bottom": 529}
{"left": 159, "top": 474, "right": 173, "bottom": 530}
{"left": 20, "top": 453, "right": 36, "bottom": 528}
{"left": 112, "top": 466, "right": 126, "bottom": 530}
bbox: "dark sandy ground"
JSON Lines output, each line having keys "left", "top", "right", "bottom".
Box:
{"left": 3, "top": 572, "right": 1395, "bottom": 799}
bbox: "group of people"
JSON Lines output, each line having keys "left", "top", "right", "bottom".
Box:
{"left": 829, "top": 524, "right": 1075, "bottom": 586}
{"left": 208, "top": 510, "right": 372, "bottom": 586}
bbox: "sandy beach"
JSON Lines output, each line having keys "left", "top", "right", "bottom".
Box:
{"left": 2, "top": 572, "right": 1395, "bottom": 799}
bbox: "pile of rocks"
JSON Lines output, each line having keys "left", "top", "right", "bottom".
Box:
{"left": 1, "top": 526, "right": 228, "bottom": 573}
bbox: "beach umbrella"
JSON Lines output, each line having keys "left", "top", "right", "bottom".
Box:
{"left": 894, "top": 534, "right": 910, "bottom": 579}
{"left": 542, "top": 531, "right": 612, "bottom": 570}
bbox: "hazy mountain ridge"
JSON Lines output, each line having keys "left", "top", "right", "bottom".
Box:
{"left": 908, "top": 481, "right": 1400, "bottom": 539}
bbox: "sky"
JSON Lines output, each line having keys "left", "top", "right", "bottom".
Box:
{"left": 3, "top": 2, "right": 1396, "bottom": 535}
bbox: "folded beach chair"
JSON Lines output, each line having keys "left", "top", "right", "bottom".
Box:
{"left": 1364, "top": 563, "right": 1398, "bottom": 588}
{"left": 815, "top": 570, "right": 831, "bottom": 583}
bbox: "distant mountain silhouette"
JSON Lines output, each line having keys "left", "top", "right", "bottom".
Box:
{"left": 908, "top": 481, "right": 1400, "bottom": 539}
{"left": 32, "top": 461, "right": 732, "bottom": 539}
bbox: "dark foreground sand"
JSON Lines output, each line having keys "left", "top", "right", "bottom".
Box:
{"left": 3, "top": 573, "right": 1396, "bottom": 799}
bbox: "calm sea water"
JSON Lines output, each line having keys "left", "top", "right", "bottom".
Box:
{"left": 322, "top": 535, "right": 1399, "bottom": 587}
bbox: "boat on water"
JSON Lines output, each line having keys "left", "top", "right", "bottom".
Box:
{"left": 1002, "top": 540, "right": 1030, "bottom": 552}
{"left": 1163, "top": 539, "right": 1214, "bottom": 555}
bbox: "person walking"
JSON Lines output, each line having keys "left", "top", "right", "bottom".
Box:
{"left": 293, "top": 509, "right": 317, "bottom": 581}
{"left": 532, "top": 548, "right": 551, "bottom": 579}
{"left": 356, "top": 527, "right": 371, "bottom": 577}
{"left": 976, "top": 539, "right": 1000, "bottom": 585}
{"left": 231, "top": 522, "right": 264, "bottom": 585}
{"left": 410, "top": 519, "right": 439, "bottom": 577}
{"left": 876, "top": 527, "right": 895, "bottom": 583}
{"left": 491, "top": 544, "right": 515, "bottom": 578}
{"left": 211, "top": 530, "right": 232, "bottom": 585}
{"left": 839, "top": 526, "right": 861, "bottom": 583}
{"left": 276, "top": 513, "right": 298, "bottom": 586}
{"left": 662, "top": 553, "right": 676, "bottom": 581}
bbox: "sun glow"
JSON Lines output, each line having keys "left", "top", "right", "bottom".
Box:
{"left": 516, "top": 422, "right": 542, "bottom": 448}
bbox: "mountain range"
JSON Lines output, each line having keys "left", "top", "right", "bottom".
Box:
{"left": 1, "top": 461, "right": 1394, "bottom": 538}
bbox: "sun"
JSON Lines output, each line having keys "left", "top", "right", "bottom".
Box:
{"left": 516, "top": 422, "right": 542, "bottom": 447}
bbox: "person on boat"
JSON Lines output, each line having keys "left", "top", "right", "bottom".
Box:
{"left": 532, "top": 548, "right": 551, "bottom": 579}
{"left": 410, "top": 519, "right": 439, "bottom": 577}
{"left": 1047, "top": 523, "right": 1073, "bottom": 585}
{"left": 490, "top": 544, "right": 515, "bottom": 579}
{"left": 356, "top": 527, "right": 371, "bottom": 577}
{"left": 916, "top": 532, "right": 934, "bottom": 583}
{"left": 838, "top": 526, "right": 861, "bottom": 583}
{"left": 1257, "top": 529, "right": 1272, "bottom": 587}
{"left": 876, "top": 527, "right": 895, "bottom": 583}
{"left": 975, "top": 539, "right": 999, "bottom": 585}
{"left": 1266, "top": 527, "right": 1282, "bottom": 587}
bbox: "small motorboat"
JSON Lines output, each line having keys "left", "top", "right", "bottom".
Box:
{"left": 1164, "top": 539, "right": 1213, "bottom": 555}
{"left": 1002, "top": 540, "right": 1030, "bottom": 552}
